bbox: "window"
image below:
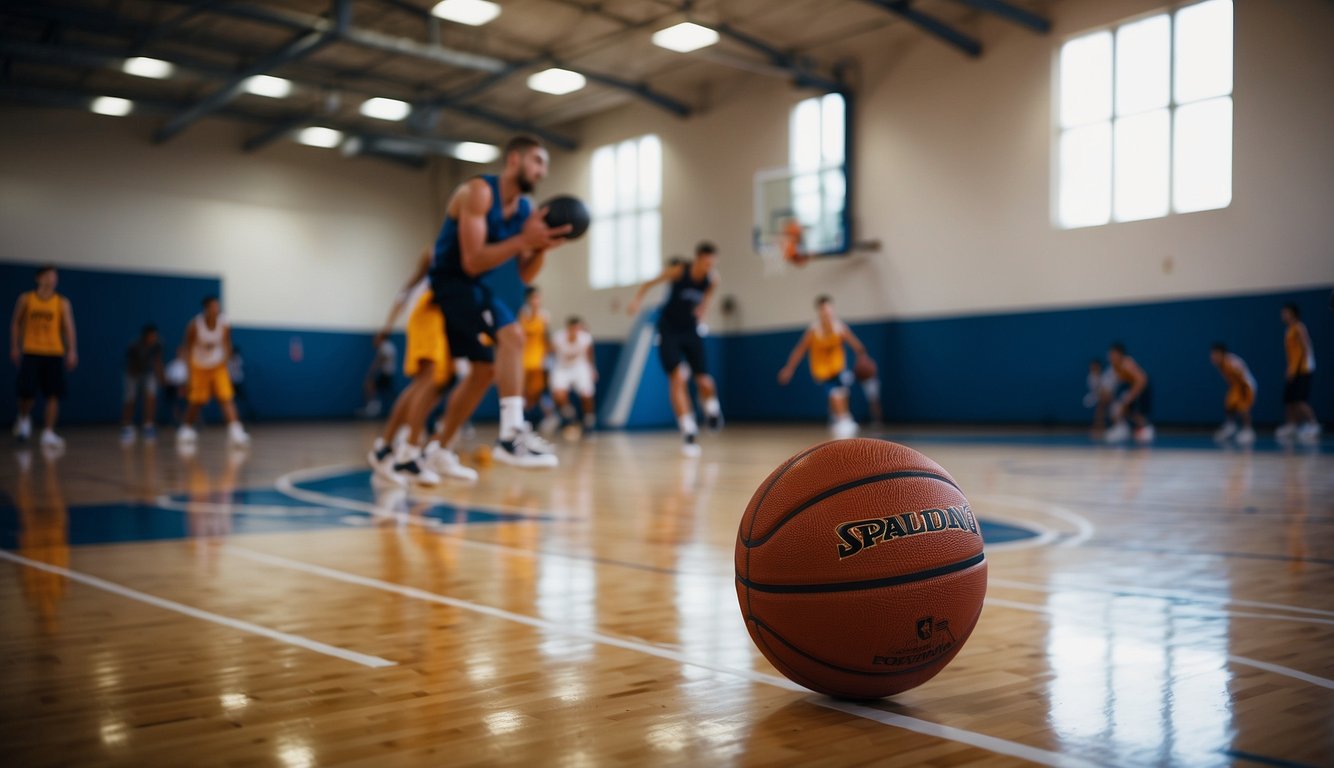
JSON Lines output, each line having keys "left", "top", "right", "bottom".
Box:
{"left": 1056, "top": 0, "right": 1232, "bottom": 229}
{"left": 787, "top": 92, "right": 847, "bottom": 253}
{"left": 589, "top": 135, "right": 661, "bottom": 289}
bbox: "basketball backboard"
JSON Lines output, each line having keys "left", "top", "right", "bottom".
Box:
{"left": 754, "top": 163, "right": 850, "bottom": 266}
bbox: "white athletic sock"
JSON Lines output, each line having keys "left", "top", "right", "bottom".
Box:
{"left": 678, "top": 413, "right": 698, "bottom": 436}
{"left": 703, "top": 398, "right": 721, "bottom": 417}
{"left": 500, "top": 396, "right": 525, "bottom": 440}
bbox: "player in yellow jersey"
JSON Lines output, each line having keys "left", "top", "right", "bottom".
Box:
{"left": 517, "top": 286, "right": 557, "bottom": 432}
{"left": 9, "top": 265, "right": 77, "bottom": 449}
{"left": 1210, "top": 342, "right": 1257, "bottom": 446}
{"left": 777, "top": 296, "right": 871, "bottom": 439}
{"left": 367, "top": 247, "right": 475, "bottom": 486}
{"left": 1278, "top": 303, "right": 1320, "bottom": 444}
{"left": 1105, "top": 342, "right": 1154, "bottom": 444}
{"left": 177, "top": 296, "right": 248, "bottom": 450}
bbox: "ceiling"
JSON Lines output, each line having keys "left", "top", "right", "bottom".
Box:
{"left": 0, "top": 0, "right": 1052, "bottom": 166}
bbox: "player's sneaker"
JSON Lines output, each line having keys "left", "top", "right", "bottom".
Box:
{"left": 493, "top": 425, "right": 558, "bottom": 468}
{"left": 40, "top": 430, "right": 65, "bottom": 450}
{"left": 706, "top": 412, "right": 724, "bottom": 432}
{"left": 13, "top": 415, "right": 31, "bottom": 442}
{"left": 1296, "top": 422, "right": 1322, "bottom": 444}
{"left": 681, "top": 432, "right": 702, "bottom": 458}
{"left": 423, "top": 442, "right": 479, "bottom": 482}
{"left": 1235, "top": 427, "right": 1256, "bottom": 446}
{"left": 1104, "top": 422, "right": 1131, "bottom": 443}
{"left": 583, "top": 412, "right": 596, "bottom": 431}
{"left": 1134, "top": 425, "right": 1155, "bottom": 444}
{"left": 120, "top": 425, "right": 137, "bottom": 446}
{"left": 1213, "top": 422, "right": 1237, "bottom": 443}
{"left": 177, "top": 424, "right": 198, "bottom": 446}
{"left": 228, "top": 422, "right": 250, "bottom": 447}
{"left": 1275, "top": 422, "right": 1297, "bottom": 441}
{"left": 393, "top": 444, "right": 440, "bottom": 486}
{"left": 832, "top": 417, "right": 858, "bottom": 440}
{"left": 368, "top": 439, "right": 404, "bottom": 486}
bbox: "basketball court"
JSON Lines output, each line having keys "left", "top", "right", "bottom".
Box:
{"left": 2, "top": 1, "right": 1333, "bottom": 766}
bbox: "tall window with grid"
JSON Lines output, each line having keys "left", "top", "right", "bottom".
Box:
{"left": 588, "top": 135, "right": 662, "bottom": 289}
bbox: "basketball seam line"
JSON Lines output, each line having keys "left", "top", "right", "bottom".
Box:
{"left": 740, "top": 469, "right": 962, "bottom": 548}
{"left": 748, "top": 615, "right": 958, "bottom": 679}
{"left": 745, "top": 442, "right": 826, "bottom": 618}
{"left": 736, "top": 552, "right": 985, "bottom": 594}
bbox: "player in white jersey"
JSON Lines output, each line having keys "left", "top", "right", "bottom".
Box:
{"left": 550, "top": 316, "right": 597, "bottom": 431}
{"left": 177, "top": 296, "right": 248, "bottom": 449}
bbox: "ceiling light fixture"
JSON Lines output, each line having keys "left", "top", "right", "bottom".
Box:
{"left": 431, "top": 0, "right": 501, "bottom": 26}
{"left": 526, "top": 68, "right": 586, "bottom": 96}
{"left": 360, "top": 97, "right": 412, "bottom": 121}
{"left": 651, "top": 22, "right": 720, "bottom": 53}
{"left": 90, "top": 96, "right": 133, "bottom": 116}
{"left": 121, "top": 57, "right": 175, "bottom": 79}
{"left": 296, "top": 126, "right": 343, "bottom": 148}
{"left": 244, "top": 75, "right": 292, "bottom": 99}
{"left": 454, "top": 142, "right": 501, "bottom": 163}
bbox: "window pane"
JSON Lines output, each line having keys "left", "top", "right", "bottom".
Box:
{"left": 615, "top": 214, "right": 638, "bottom": 286}
{"left": 1174, "top": 96, "right": 1231, "bottom": 213}
{"left": 637, "top": 135, "right": 661, "bottom": 210}
{"left": 615, "top": 140, "right": 638, "bottom": 214}
{"left": 790, "top": 97, "right": 822, "bottom": 171}
{"left": 590, "top": 146, "right": 616, "bottom": 217}
{"left": 637, "top": 211, "right": 660, "bottom": 282}
{"left": 1058, "top": 123, "right": 1112, "bottom": 228}
{"left": 1113, "top": 109, "right": 1170, "bottom": 221}
{"left": 1175, "top": 0, "right": 1232, "bottom": 103}
{"left": 821, "top": 93, "right": 845, "bottom": 165}
{"left": 1116, "top": 15, "right": 1170, "bottom": 116}
{"left": 589, "top": 221, "right": 615, "bottom": 289}
{"left": 1060, "top": 32, "right": 1112, "bottom": 128}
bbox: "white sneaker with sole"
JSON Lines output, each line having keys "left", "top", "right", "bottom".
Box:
{"left": 681, "top": 432, "right": 702, "bottom": 458}
{"left": 493, "top": 425, "right": 559, "bottom": 468}
{"left": 177, "top": 425, "right": 198, "bottom": 446}
{"left": 1213, "top": 422, "right": 1237, "bottom": 443}
{"left": 1296, "top": 422, "right": 1322, "bottom": 445}
{"left": 1104, "top": 422, "right": 1131, "bottom": 443}
{"left": 831, "top": 417, "right": 859, "bottom": 440}
{"left": 423, "top": 442, "right": 479, "bottom": 482}
{"left": 368, "top": 439, "right": 404, "bottom": 486}
{"left": 228, "top": 422, "right": 250, "bottom": 447}
{"left": 1235, "top": 427, "right": 1256, "bottom": 446}
{"left": 1134, "top": 425, "right": 1155, "bottom": 444}
{"left": 393, "top": 444, "right": 440, "bottom": 486}
{"left": 1275, "top": 422, "right": 1297, "bottom": 441}
{"left": 40, "top": 430, "right": 65, "bottom": 450}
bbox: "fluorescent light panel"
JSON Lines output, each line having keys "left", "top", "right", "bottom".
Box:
{"left": 527, "top": 68, "right": 586, "bottom": 95}
{"left": 431, "top": 0, "right": 500, "bottom": 26}
{"left": 244, "top": 75, "right": 292, "bottom": 99}
{"left": 90, "top": 96, "right": 132, "bottom": 116}
{"left": 454, "top": 141, "right": 500, "bottom": 163}
{"left": 360, "top": 97, "right": 411, "bottom": 121}
{"left": 122, "top": 56, "right": 175, "bottom": 79}
{"left": 297, "top": 127, "right": 343, "bottom": 148}
{"left": 651, "top": 22, "right": 720, "bottom": 53}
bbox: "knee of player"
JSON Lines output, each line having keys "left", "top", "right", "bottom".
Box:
{"left": 499, "top": 323, "right": 525, "bottom": 348}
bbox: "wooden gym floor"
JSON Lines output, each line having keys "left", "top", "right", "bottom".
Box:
{"left": 1, "top": 423, "right": 1331, "bottom": 767}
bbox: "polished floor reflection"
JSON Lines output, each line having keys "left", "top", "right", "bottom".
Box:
{"left": 1, "top": 424, "right": 1330, "bottom": 767}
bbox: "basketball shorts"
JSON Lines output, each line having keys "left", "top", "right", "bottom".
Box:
{"left": 405, "top": 296, "right": 450, "bottom": 387}
{"left": 551, "top": 364, "right": 595, "bottom": 398}
{"left": 16, "top": 354, "right": 65, "bottom": 399}
{"left": 432, "top": 280, "right": 514, "bottom": 364}
{"left": 1225, "top": 384, "right": 1255, "bottom": 413}
{"left": 189, "top": 365, "right": 234, "bottom": 405}
{"left": 123, "top": 373, "right": 159, "bottom": 404}
{"left": 817, "top": 369, "right": 855, "bottom": 398}
{"left": 1124, "top": 384, "right": 1152, "bottom": 417}
{"left": 1283, "top": 373, "right": 1312, "bottom": 404}
{"left": 657, "top": 329, "right": 708, "bottom": 376}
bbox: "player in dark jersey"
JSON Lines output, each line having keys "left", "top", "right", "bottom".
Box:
{"left": 627, "top": 242, "right": 723, "bottom": 457}
{"left": 397, "top": 136, "right": 570, "bottom": 474}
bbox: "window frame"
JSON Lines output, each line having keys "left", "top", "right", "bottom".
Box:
{"left": 782, "top": 91, "right": 854, "bottom": 258}
{"left": 588, "top": 134, "right": 663, "bottom": 290}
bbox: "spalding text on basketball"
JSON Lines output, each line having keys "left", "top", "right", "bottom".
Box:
{"left": 835, "top": 504, "right": 979, "bottom": 559}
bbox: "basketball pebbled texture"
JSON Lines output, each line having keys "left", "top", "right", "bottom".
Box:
{"left": 735, "top": 438, "right": 988, "bottom": 699}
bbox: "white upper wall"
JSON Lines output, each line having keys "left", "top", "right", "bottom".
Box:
{"left": 0, "top": 108, "right": 434, "bottom": 330}
{"left": 526, "top": 0, "right": 1334, "bottom": 337}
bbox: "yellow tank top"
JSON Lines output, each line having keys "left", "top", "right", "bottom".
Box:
{"left": 519, "top": 308, "right": 548, "bottom": 370}
{"left": 21, "top": 291, "right": 64, "bottom": 356}
{"left": 1286, "top": 323, "right": 1315, "bottom": 376}
{"left": 808, "top": 321, "right": 846, "bottom": 382}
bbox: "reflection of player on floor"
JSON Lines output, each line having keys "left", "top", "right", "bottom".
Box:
{"left": 777, "top": 295, "right": 869, "bottom": 439}
{"left": 1277, "top": 303, "right": 1320, "bottom": 444}
{"left": 517, "top": 286, "right": 556, "bottom": 431}
{"left": 177, "top": 296, "right": 249, "bottom": 449}
{"left": 551, "top": 316, "right": 597, "bottom": 432}
{"left": 10, "top": 265, "right": 77, "bottom": 450}
{"left": 628, "top": 242, "right": 723, "bottom": 457}
{"left": 424, "top": 135, "right": 570, "bottom": 469}
{"left": 1084, "top": 358, "right": 1118, "bottom": 436}
{"left": 1210, "top": 343, "right": 1256, "bottom": 446}
{"left": 1105, "top": 342, "right": 1153, "bottom": 444}
{"left": 367, "top": 247, "right": 476, "bottom": 485}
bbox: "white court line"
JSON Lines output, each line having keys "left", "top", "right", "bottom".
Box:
{"left": 984, "top": 597, "right": 1334, "bottom": 689}
{"left": 224, "top": 545, "right": 1107, "bottom": 768}
{"left": 976, "top": 493, "right": 1096, "bottom": 548}
{"left": 991, "top": 577, "right": 1334, "bottom": 620}
{"left": 0, "top": 550, "right": 396, "bottom": 669}
{"left": 275, "top": 464, "right": 560, "bottom": 517}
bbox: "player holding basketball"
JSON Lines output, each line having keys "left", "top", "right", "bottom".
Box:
{"left": 1105, "top": 342, "right": 1153, "bottom": 444}
{"left": 550, "top": 316, "right": 597, "bottom": 432}
{"left": 177, "top": 296, "right": 249, "bottom": 449}
{"left": 423, "top": 135, "right": 570, "bottom": 469}
{"left": 10, "top": 265, "right": 77, "bottom": 449}
{"left": 627, "top": 241, "right": 723, "bottom": 457}
{"left": 367, "top": 247, "right": 477, "bottom": 486}
{"left": 517, "top": 286, "right": 557, "bottom": 432}
{"left": 1277, "top": 303, "right": 1320, "bottom": 444}
{"left": 777, "top": 295, "right": 869, "bottom": 439}
{"left": 1209, "top": 343, "right": 1257, "bottom": 446}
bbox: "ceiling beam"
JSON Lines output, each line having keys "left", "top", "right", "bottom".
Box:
{"left": 712, "top": 21, "right": 845, "bottom": 92}
{"left": 948, "top": 0, "right": 1050, "bottom": 34}
{"left": 859, "top": 0, "right": 982, "bottom": 57}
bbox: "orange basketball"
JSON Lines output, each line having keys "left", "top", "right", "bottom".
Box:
{"left": 853, "top": 353, "right": 877, "bottom": 381}
{"left": 735, "top": 438, "right": 987, "bottom": 699}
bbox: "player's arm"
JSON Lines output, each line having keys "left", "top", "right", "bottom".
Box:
{"left": 778, "top": 330, "right": 813, "bottom": 385}
{"left": 695, "top": 271, "right": 719, "bottom": 321}
{"left": 9, "top": 293, "right": 25, "bottom": 365}
{"left": 840, "top": 324, "right": 868, "bottom": 358}
{"left": 584, "top": 334, "right": 597, "bottom": 380}
{"left": 179, "top": 321, "right": 195, "bottom": 362}
{"left": 62, "top": 297, "right": 78, "bottom": 370}
{"left": 1120, "top": 360, "right": 1146, "bottom": 401}
{"left": 376, "top": 248, "right": 432, "bottom": 346}
{"left": 458, "top": 180, "right": 568, "bottom": 277}
{"left": 517, "top": 249, "right": 546, "bottom": 284}
{"left": 627, "top": 264, "right": 684, "bottom": 316}
{"left": 222, "top": 325, "right": 233, "bottom": 361}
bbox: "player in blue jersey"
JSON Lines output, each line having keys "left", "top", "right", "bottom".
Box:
{"left": 413, "top": 136, "right": 571, "bottom": 471}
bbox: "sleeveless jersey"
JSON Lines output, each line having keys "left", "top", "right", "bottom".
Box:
{"left": 519, "top": 307, "right": 549, "bottom": 370}
{"left": 1286, "top": 323, "right": 1316, "bottom": 375}
{"left": 431, "top": 175, "right": 531, "bottom": 284}
{"left": 659, "top": 264, "right": 712, "bottom": 333}
{"left": 1222, "top": 353, "right": 1256, "bottom": 391}
{"left": 553, "top": 328, "right": 593, "bottom": 368}
{"left": 20, "top": 291, "right": 64, "bottom": 356}
{"left": 191, "top": 314, "right": 228, "bottom": 369}
{"left": 808, "top": 320, "right": 847, "bottom": 382}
